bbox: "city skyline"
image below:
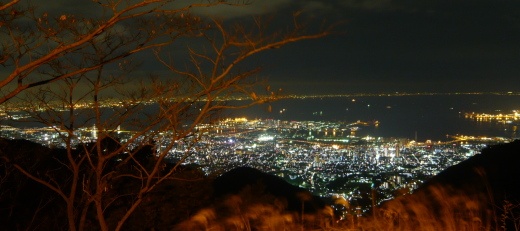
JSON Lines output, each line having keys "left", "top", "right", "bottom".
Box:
{"left": 0, "top": 113, "right": 506, "bottom": 214}
{"left": 3, "top": 1, "right": 520, "bottom": 230}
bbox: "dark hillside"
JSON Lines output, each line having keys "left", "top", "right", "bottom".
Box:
{"left": 0, "top": 138, "right": 212, "bottom": 231}
{"left": 0, "top": 139, "right": 69, "bottom": 230}
{"left": 213, "top": 167, "right": 327, "bottom": 213}
{"left": 1, "top": 138, "right": 333, "bottom": 230}
{"left": 175, "top": 167, "right": 335, "bottom": 230}
{"left": 373, "top": 140, "right": 520, "bottom": 230}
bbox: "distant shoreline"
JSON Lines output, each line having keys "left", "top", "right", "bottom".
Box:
{"left": 279, "top": 91, "right": 520, "bottom": 99}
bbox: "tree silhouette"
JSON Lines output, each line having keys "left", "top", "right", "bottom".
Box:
{"left": 1, "top": 1, "right": 337, "bottom": 230}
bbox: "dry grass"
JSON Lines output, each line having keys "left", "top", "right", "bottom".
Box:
{"left": 174, "top": 185, "right": 335, "bottom": 231}
{"left": 174, "top": 184, "right": 520, "bottom": 231}
{"left": 357, "top": 184, "right": 494, "bottom": 231}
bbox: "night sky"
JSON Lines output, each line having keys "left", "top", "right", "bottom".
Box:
{"left": 242, "top": 0, "right": 520, "bottom": 94}
{"left": 21, "top": 0, "right": 520, "bottom": 95}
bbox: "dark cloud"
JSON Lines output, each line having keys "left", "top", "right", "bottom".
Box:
{"left": 27, "top": 0, "right": 295, "bottom": 19}
{"left": 256, "top": 0, "right": 520, "bottom": 94}
{"left": 12, "top": 0, "right": 520, "bottom": 94}
{"left": 339, "top": 0, "right": 396, "bottom": 11}
{"left": 191, "top": 0, "right": 294, "bottom": 19}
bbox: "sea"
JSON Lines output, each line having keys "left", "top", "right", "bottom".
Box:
{"left": 227, "top": 94, "right": 520, "bottom": 142}
{"left": 4, "top": 94, "right": 520, "bottom": 142}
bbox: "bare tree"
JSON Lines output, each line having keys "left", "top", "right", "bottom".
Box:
{"left": 0, "top": 0, "right": 244, "bottom": 104}
{"left": 1, "top": 1, "right": 337, "bottom": 230}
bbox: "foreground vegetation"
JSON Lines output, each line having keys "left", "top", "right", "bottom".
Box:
{"left": 2, "top": 1, "right": 519, "bottom": 230}
{"left": 2, "top": 138, "right": 520, "bottom": 230}
{"left": 0, "top": 0, "right": 337, "bottom": 230}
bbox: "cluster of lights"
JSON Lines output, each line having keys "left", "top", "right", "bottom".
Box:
{"left": 465, "top": 110, "right": 520, "bottom": 122}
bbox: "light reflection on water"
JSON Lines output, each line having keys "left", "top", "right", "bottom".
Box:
{"left": 4, "top": 95, "right": 520, "bottom": 142}
{"left": 227, "top": 95, "right": 520, "bottom": 141}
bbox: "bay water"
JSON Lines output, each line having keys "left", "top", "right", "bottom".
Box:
{"left": 228, "top": 94, "right": 520, "bottom": 142}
